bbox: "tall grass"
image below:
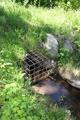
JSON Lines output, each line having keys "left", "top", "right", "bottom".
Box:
{"left": 0, "top": 1, "right": 79, "bottom": 120}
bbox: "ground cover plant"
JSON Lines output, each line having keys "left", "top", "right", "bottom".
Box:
{"left": 0, "top": 0, "right": 80, "bottom": 120}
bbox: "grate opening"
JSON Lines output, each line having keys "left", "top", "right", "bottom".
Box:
{"left": 23, "top": 50, "right": 53, "bottom": 82}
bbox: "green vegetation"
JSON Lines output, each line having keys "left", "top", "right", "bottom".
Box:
{"left": 0, "top": 0, "right": 80, "bottom": 120}
{"left": 10, "top": 0, "right": 80, "bottom": 9}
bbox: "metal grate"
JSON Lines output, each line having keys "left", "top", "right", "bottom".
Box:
{"left": 23, "top": 50, "right": 53, "bottom": 82}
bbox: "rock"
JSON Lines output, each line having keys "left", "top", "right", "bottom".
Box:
{"left": 63, "top": 38, "right": 74, "bottom": 53}
{"left": 43, "top": 33, "right": 58, "bottom": 58}
{"left": 67, "top": 79, "right": 80, "bottom": 89}
{"left": 59, "top": 67, "right": 80, "bottom": 89}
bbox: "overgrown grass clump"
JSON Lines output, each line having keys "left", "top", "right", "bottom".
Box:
{"left": 0, "top": 1, "right": 79, "bottom": 120}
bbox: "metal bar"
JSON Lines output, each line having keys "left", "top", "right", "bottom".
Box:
{"left": 28, "top": 53, "right": 42, "bottom": 67}
{"left": 24, "top": 50, "right": 53, "bottom": 81}
{"left": 26, "top": 57, "right": 34, "bottom": 66}
{"left": 31, "top": 67, "right": 52, "bottom": 77}
{"left": 27, "top": 60, "right": 51, "bottom": 72}
{"left": 32, "top": 69, "right": 52, "bottom": 81}
{"left": 33, "top": 50, "right": 48, "bottom": 60}
{"left": 29, "top": 50, "right": 47, "bottom": 61}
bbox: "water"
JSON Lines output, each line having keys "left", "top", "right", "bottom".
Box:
{"left": 32, "top": 74, "right": 80, "bottom": 119}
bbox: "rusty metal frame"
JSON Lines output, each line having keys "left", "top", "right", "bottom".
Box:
{"left": 24, "top": 50, "right": 53, "bottom": 81}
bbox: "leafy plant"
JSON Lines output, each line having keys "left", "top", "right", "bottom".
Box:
{"left": 0, "top": 1, "right": 79, "bottom": 120}
{"left": 58, "top": 47, "right": 71, "bottom": 65}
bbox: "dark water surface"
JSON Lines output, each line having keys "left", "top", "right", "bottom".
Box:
{"left": 32, "top": 75, "right": 80, "bottom": 119}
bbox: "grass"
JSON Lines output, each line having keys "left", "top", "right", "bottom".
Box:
{"left": 0, "top": 1, "right": 79, "bottom": 120}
